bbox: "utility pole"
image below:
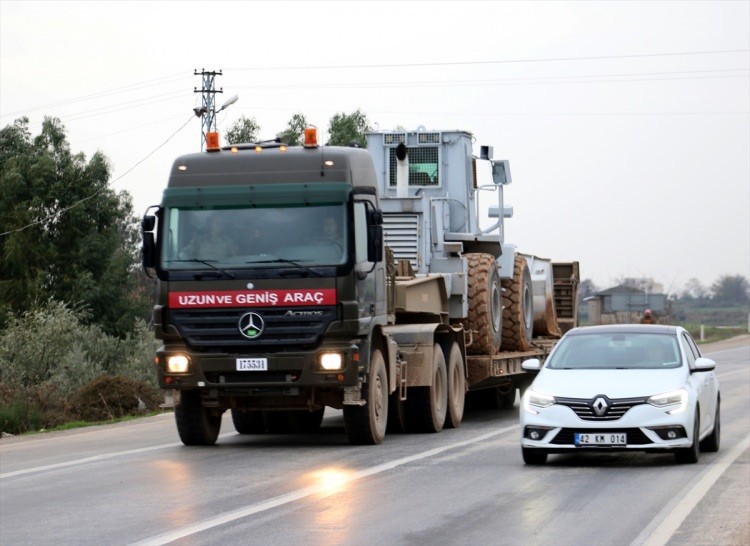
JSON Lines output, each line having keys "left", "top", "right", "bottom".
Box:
{"left": 193, "top": 69, "right": 223, "bottom": 151}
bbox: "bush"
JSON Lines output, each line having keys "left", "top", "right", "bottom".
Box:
{"left": 69, "top": 374, "right": 161, "bottom": 421}
{"left": 0, "top": 299, "right": 160, "bottom": 434}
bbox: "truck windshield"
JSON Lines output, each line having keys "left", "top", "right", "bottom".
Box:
{"left": 160, "top": 204, "right": 347, "bottom": 270}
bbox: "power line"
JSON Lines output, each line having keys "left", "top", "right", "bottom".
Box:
{"left": 225, "top": 49, "right": 750, "bottom": 71}
{"left": 0, "top": 72, "right": 190, "bottom": 119}
{"left": 0, "top": 115, "right": 196, "bottom": 238}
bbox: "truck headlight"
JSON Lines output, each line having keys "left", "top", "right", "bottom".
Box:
{"left": 166, "top": 354, "right": 190, "bottom": 373}
{"left": 648, "top": 388, "right": 688, "bottom": 414}
{"left": 319, "top": 352, "right": 343, "bottom": 371}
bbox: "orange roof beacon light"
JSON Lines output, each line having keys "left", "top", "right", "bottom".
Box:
{"left": 304, "top": 127, "right": 318, "bottom": 148}
{"left": 206, "top": 131, "right": 221, "bottom": 152}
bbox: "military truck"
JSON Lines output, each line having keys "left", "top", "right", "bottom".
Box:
{"left": 141, "top": 127, "right": 579, "bottom": 445}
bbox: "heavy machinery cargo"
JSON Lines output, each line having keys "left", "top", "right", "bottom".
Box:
{"left": 141, "top": 126, "right": 579, "bottom": 445}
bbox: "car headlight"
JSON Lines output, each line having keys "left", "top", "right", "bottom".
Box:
{"left": 166, "top": 354, "right": 190, "bottom": 373}
{"left": 523, "top": 389, "right": 556, "bottom": 414}
{"left": 319, "top": 352, "right": 344, "bottom": 371}
{"left": 648, "top": 388, "right": 688, "bottom": 414}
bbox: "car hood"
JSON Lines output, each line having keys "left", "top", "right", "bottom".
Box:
{"left": 530, "top": 368, "right": 688, "bottom": 399}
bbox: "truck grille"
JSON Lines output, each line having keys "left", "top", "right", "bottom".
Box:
{"left": 555, "top": 396, "right": 648, "bottom": 421}
{"left": 168, "top": 306, "right": 337, "bottom": 351}
{"left": 383, "top": 213, "right": 419, "bottom": 269}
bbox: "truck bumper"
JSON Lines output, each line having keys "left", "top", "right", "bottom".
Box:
{"left": 155, "top": 343, "right": 361, "bottom": 393}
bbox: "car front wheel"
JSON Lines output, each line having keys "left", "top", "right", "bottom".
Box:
{"left": 675, "top": 412, "right": 700, "bottom": 464}
{"left": 522, "top": 447, "right": 548, "bottom": 465}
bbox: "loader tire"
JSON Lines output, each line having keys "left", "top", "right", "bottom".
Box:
{"left": 463, "top": 253, "right": 503, "bottom": 355}
{"left": 502, "top": 255, "right": 533, "bottom": 352}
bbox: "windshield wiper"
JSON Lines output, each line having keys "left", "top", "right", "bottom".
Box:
{"left": 166, "top": 259, "right": 236, "bottom": 279}
{"left": 246, "top": 257, "right": 323, "bottom": 277}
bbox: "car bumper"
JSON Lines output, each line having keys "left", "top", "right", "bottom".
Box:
{"left": 520, "top": 404, "right": 695, "bottom": 452}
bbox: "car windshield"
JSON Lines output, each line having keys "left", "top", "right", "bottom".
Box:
{"left": 545, "top": 332, "right": 682, "bottom": 370}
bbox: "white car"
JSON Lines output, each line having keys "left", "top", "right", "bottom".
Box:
{"left": 520, "top": 324, "right": 720, "bottom": 465}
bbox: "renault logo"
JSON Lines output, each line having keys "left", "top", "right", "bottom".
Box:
{"left": 238, "top": 312, "right": 264, "bottom": 339}
{"left": 592, "top": 396, "right": 609, "bottom": 417}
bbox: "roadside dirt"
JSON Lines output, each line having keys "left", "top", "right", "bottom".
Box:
{"left": 699, "top": 334, "right": 750, "bottom": 353}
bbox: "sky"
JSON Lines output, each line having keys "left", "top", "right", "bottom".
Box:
{"left": 1, "top": 0, "right": 748, "bottom": 294}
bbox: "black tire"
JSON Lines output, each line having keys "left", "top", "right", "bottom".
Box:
{"left": 387, "top": 390, "right": 408, "bottom": 434}
{"left": 344, "top": 349, "right": 389, "bottom": 445}
{"left": 700, "top": 399, "right": 720, "bottom": 453}
{"left": 675, "top": 412, "right": 700, "bottom": 464}
{"left": 297, "top": 408, "right": 325, "bottom": 433}
{"left": 468, "top": 385, "right": 516, "bottom": 410}
{"left": 263, "top": 409, "right": 324, "bottom": 434}
{"left": 175, "top": 390, "right": 222, "bottom": 446}
{"left": 445, "top": 342, "right": 466, "bottom": 429}
{"left": 522, "top": 447, "right": 547, "bottom": 465}
{"left": 502, "top": 255, "right": 533, "bottom": 351}
{"left": 464, "top": 253, "right": 503, "bottom": 355}
{"left": 406, "top": 344, "right": 448, "bottom": 433}
{"left": 231, "top": 408, "right": 266, "bottom": 434}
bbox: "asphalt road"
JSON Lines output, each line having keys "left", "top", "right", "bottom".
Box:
{"left": 1, "top": 339, "right": 748, "bottom": 546}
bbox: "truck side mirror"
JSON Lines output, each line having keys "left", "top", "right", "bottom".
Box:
{"left": 141, "top": 214, "right": 157, "bottom": 271}
{"left": 142, "top": 215, "right": 156, "bottom": 232}
{"left": 142, "top": 232, "right": 156, "bottom": 270}
{"left": 368, "top": 224, "right": 383, "bottom": 263}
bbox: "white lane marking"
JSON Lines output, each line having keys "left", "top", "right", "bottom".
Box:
{"left": 130, "top": 425, "right": 519, "bottom": 546}
{"left": 0, "top": 442, "right": 179, "bottom": 479}
{"left": 0, "top": 432, "right": 233, "bottom": 479}
{"left": 631, "top": 432, "right": 750, "bottom": 546}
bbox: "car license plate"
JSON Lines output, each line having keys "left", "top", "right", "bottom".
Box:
{"left": 575, "top": 432, "right": 627, "bottom": 446}
{"left": 236, "top": 358, "right": 268, "bottom": 371}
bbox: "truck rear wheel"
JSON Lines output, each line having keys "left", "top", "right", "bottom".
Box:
{"left": 264, "top": 409, "right": 325, "bottom": 434}
{"left": 175, "top": 390, "right": 222, "bottom": 446}
{"left": 406, "top": 343, "right": 448, "bottom": 433}
{"left": 231, "top": 409, "right": 266, "bottom": 434}
{"left": 464, "top": 253, "right": 503, "bottom": 355}
{"left": 502, "top": 255, "right": 533, "bottom": 351}
{"left": 344, "top": 349, "right": 388, "bottom": 445}
{"left": 445, "top": 342, "right": 466, "bottom": 429}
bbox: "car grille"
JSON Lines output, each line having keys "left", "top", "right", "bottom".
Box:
{"left": 168, "top": 306, "right": 336, "bottom": 351}
{"left": 551, "top": 428, "right": 653, "bottom": 445}
{"left": 555, "top": 396, "right": 649, "bottom": 421}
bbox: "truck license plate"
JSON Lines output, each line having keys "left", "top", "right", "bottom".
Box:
{"left": 575, "top": 432, "right": 627, "bottom": 446}
{"left": 236, "top": 358, "right": 268, "bottom": 371}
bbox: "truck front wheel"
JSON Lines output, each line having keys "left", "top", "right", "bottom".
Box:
{"left": 175, "top": 390, "right": 222, "bottom": 446}
{"left": 344, "top": 349, "right": 388, "bottom": 445}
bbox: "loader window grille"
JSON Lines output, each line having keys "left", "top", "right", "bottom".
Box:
{"left": 388, "top": 146, "right": 439, "bottom": 187}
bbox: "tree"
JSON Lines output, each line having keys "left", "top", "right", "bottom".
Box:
{"left": 278, "top": 113, "right": 309, "bottom": 145}
{"left": 711, "top": 275, "right": 749, "bottom": 304}
{"left": 327, "top": 109, "right": 371, "bottom": 147}
{"left": 225, "top": 115, "right": 260, "bottom": 144}
{"left": 681, "top": 278, "right": 708, "bottom": 300}
{"left": 0, "top": 117, "right": 150, "bottom": 335}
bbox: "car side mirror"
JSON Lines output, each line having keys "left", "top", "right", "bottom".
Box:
{"left": 522, "top": 358, "right": 541, "bottom": 371}
{"left": 693, "top": 357, "right": 716, "bottom": 372}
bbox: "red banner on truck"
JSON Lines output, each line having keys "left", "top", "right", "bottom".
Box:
{"left": 168, "top": 288, "right": 336, "bottom": 308}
